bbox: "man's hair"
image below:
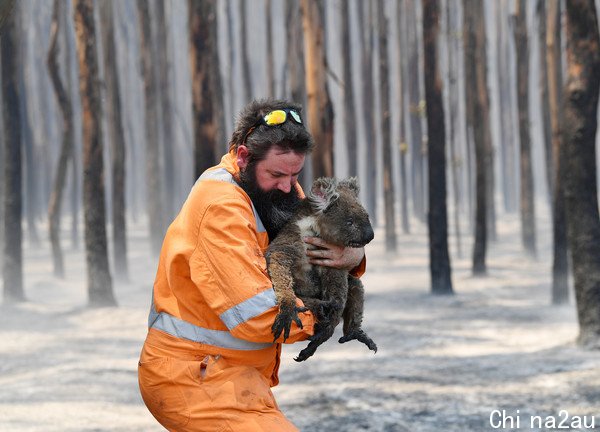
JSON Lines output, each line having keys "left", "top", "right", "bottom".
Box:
{"left": 229, "top": 99, "right": 314, "bottom": 164}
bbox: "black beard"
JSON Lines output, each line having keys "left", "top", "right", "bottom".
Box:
{"left": 238, "top": 164, "right": 302, "bottom": 241}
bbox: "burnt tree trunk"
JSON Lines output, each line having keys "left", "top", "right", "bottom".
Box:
{"left": 423, "top": 0, "right": 453, "bottom": 295}
{"left": 156, "top": 1, "right": 176, "bottom": 223}
{"left": 463, "top": 0, "right": 487, "bottom": 274}
{"left": 496, "top": 0, "right": 515, "bottom": 213}
{"left": 47, "top": 0, "right": 74, "bottom": 278}
{"left": 563, "top": 0, "right": 600, "bottom": 348}
{"left": 537, "top": 0, "right": 554, "bottom": 203}
{"left": 341, "top": 0, "right": 357, "bottom": 178}
{"left": 0, "top": 58, "right": 3, "bottom": 273}
{"left": 514, "top": 0, "right": 537, "bottom": 257}
{"left": 20, "top": 72, "right": 40, "bottom": 246}
{"left": 546, "top": 0, "right": 569, "bottom": 305}
{"left": 137, "top": 0, "right": 163, "bottom": 256}
{"left": 407, "top": 0, "right": 426, "bottom": 222}
{"left": 265, "top": 0, "right": 274, "bottom": 97}
{"left": 445, "top": 0, "right": 461, "bottom": 256}
{"left": 377, "top": 0, "right": 396, "bottom": 252}
{"left": 2, "top": 0, "right": 24, "bottom": 302}
{"left": 286, "top": 0, "right": 306, "bottom": 106}
{"left": 0, "top": 0, "right": 15, "bottom": 31}
{"left": 65, "top": 3, "right": 80, "bottom": 251}
{"left": 189, "top": 0, "right": 220, "bottom": 179}
{"left": 73, "top": 0, "right": 116, "bottom": 307}
{"left": 357, "top": 0, "right": 377, "bottom": 223}
{"left": 285, "top": 0, "right": 310, "bottom": 190}
{"left": 225, "top": 0, "right": 235, "bottom": 124}
{"left": 301, "top": 0, "right": 334, "bottom": 179}
{"left": 64, "top": 0, "right": 80, "bottom": 251}
{"left": 100, "top": 0, "right": 128, "bottom": 281}
{"left": 479, "top": 2, "right": 496, "bottom": 243}
{"left": 397, "top": 0, "right": 410, "bottom": 234}
{"left": 239, "top": 0, "right": 252, "bottom": 102}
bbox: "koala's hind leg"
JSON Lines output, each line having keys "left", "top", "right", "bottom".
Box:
{"left": 338, "top": 276, "right": 377, "bottom": 353}
{"left": 295, "top": 271, "right": 347, "bottom": 362}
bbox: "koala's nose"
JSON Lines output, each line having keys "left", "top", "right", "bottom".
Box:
{"left": 363, "top": 224, "right": 375, "bottom": 244}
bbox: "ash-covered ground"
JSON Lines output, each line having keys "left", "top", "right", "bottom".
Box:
{"left": 0, "top": 214, "right": 598, "bottom": 431}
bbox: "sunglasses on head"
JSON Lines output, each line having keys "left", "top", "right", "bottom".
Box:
{"left": 244, "top": 108, "right": 303, "bottom": 143}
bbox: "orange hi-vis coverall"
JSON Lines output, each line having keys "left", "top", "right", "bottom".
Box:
{"left": 139, "top": 151, "right": 290, "bottom": 431}
{"left": 139, "top": 151, "right": 366, "bottom": 431}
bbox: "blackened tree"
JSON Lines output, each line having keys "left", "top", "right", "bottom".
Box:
{"left": 73, "top": 0, "right": 116, "bottom": 306}
{"left": 563, "top": 0, "right": 600, "bottom": 348}
{"left": 423, "top": 0, "right": 453, "bottom": 294}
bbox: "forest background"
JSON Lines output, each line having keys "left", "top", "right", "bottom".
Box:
{"left": 0, "top": 0, "right": 599, "bottom": 431}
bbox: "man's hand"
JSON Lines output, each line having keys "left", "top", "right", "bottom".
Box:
{"left": 303, "top": 236, "right": 364, "bottom": 270}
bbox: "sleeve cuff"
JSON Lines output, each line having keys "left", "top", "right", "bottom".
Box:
{"left": 349, "top": 255, "right": 367, "bottom": 278}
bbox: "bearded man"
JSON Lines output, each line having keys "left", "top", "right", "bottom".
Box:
{"left": 138, "top": 99, "right": 366, "bottom": 431}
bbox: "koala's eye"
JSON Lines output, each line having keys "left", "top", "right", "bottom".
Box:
{"left": 346, "top": 218, "right": 354, "bottom": 226}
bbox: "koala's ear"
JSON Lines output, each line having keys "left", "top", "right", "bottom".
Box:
{"left": 308, "top": 177, "right": 339, "bottom": 212}
{"left": 338, "top": 177, "right": 360, "bottom": 197}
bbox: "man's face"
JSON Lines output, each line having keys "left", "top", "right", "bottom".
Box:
{"left": 250, "top": 146, "right": 305, "bottom": 193}
{"left": 237, "top": 146, "right": 305, "bottom": 240}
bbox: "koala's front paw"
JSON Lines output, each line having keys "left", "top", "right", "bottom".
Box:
{"left": 338, "top": 328, "right": 378, "bottom": 353}
{"left": 272, "top": 302, "right": 308, "bottom": 343}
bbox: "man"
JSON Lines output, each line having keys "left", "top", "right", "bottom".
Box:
{"left": 138, "top": 99, "right": 366, "bottom": 431}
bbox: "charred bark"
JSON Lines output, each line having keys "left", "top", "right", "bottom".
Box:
{"left": 514, "top": 0, "right": 537, "bottom": 257}
{"left": 2, "top": 0, "right": 24, "bottom": 302}
{"left": 478, "top": 3, "right": 496, "bottom": 243}
{"left": 546, "top": 0, "right": 569, "bottom": 305}
{"left": 397, "top": 0, "right": 410, "bottom": 235}
{"left": 155, "top": 1, "right": 176, "bottom": 224}
{"left": 406, "top": 0, "right": 426, "bottom": 223}
{"left": 0, "top": 0, "right": 15, "bottom": 31}
{"left": 496, "top": 0, "right": 517, "bottom": 213}
{"left": 377, "top": 0, "right": 396, "bottom": 253}
{"left": 341, "top": 0, "right": 357, "bottom": 178}
{"left": 463, "top": 0, "right": 487, "bottom": 275}
{"left": 537, "top": 0, "right": 553, "bottom": 203}
{"left": 239, "top": 0, "right": 252, "bottom": 102}
{"left": 445, "top": 0, "right": 461, "bottom": 256}
{"left": 285, "top": 0, "right": 310, "bottom": 190}
{"left": 265, "top": 0, "right": 274, "bottom": 97}
{"left": 73, "top": 0, "right": 116, "bottom": 306}
{"left": 100, "top": 0, "right": 128, "bottom": 281}
{"left": 357, "top": 0, "right": 377, "bottom": 223}
{"left": 137, "top": 0, "right": 164, "bottom": 256}
{"left": 301, "top": 0, "right": 334, "bottom": 179}
{"left": 423, "top": 0, "right": 453, "bottom": 295}
{"left": 563, "top": 0, "right": 600, "bottom": 348}
{"left": 47, "top": 0, "right": 74, "bottom": 278}
{"left": 189, "top": 0, "right": 220, "bottom": 179}
{"left": 285, "top": 1, "right": 306, "bottom": 107}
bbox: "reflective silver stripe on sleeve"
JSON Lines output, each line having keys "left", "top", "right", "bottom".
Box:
{"left": 219, "top": 289, "right": 277, "bottom": 330}
{"left": 148, "top": 301, "right": 273, "bottom": 351}
{"left": 197, "top": 167, "right": 266, "bottom": 233}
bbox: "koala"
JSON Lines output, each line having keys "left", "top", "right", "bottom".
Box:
{"left": 266, "top": 177, "right": 377, "bottom": 362}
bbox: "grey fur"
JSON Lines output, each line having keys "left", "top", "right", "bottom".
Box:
{"left": 266, "top": 177, "right": 377, "bottom": 361}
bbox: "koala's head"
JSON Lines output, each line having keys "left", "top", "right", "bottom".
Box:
{"left": 308, "top": 177, "right": 375, "bottom": 248}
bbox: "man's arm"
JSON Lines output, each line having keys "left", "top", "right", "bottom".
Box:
{"left": 193, "top": 196, "right": 315, "bottom": 344}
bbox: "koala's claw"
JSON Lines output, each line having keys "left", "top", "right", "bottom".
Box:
{"left": 272, "top": 305, "right": 309, "bottom": 343}
{"left": 294, "top": 343, "right": 318, "bottom": 362}
{"left": 339, "top": 329, "right": 378, "bottom": 353}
